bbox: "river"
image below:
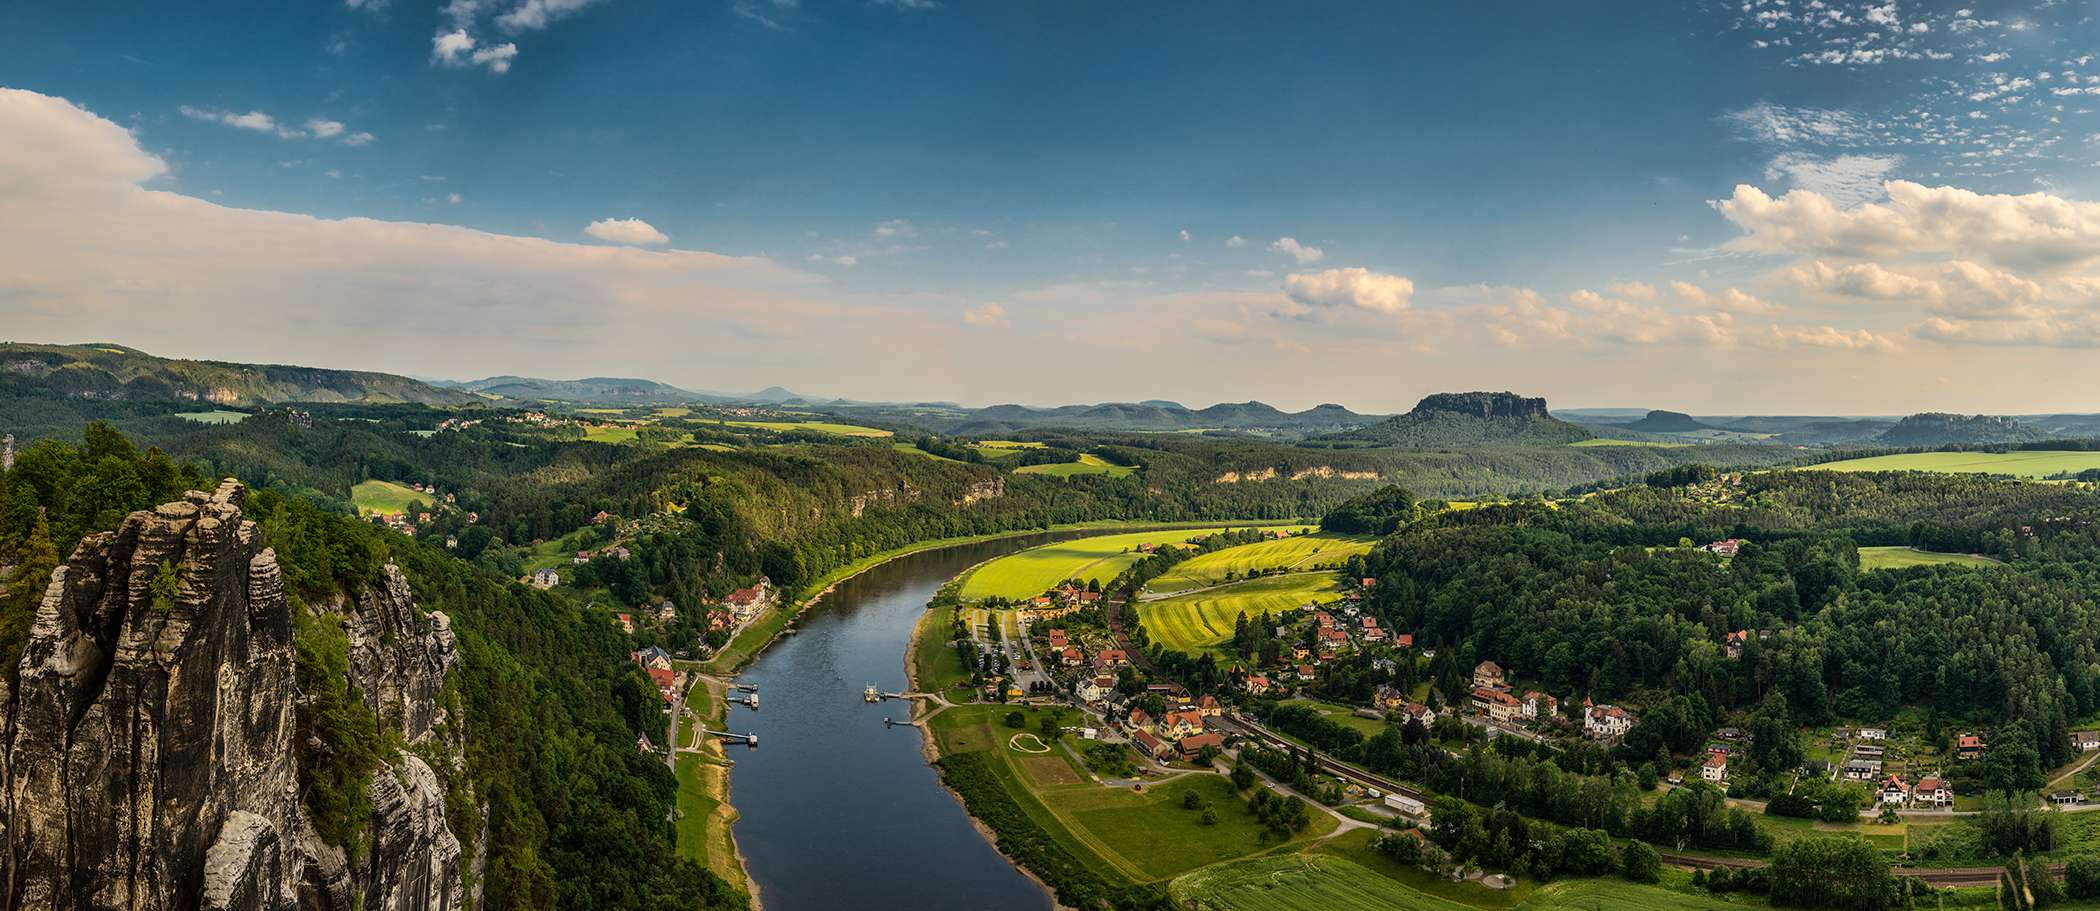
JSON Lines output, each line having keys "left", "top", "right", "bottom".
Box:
{"left": 724, "top": 533, "right": 1068, "bottom": 911}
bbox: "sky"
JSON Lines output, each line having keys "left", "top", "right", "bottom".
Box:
{"left": 3, "top": 1, "right": 2100, "bottom": 414}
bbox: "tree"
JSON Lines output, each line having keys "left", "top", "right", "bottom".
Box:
{"left": 1749, "top": 692, "right": 1805, "bottom": 776}
{"left": 0, "top": 513, "right": 58, "bottom": 688}
{"left": 1768, "top": 836, "right": 1895, "bottom": 910}
{"left": 1003, "top": 711, "right": 1025, "bottom": 729}
{"left": 2063, "top": 856, "right": 2100, "bottom": 899}
{"left": 1230, "top": 764, "right": 1255, "bottom": 791}
{"left": 1183, "top": 790, "right": 1202, "bottom": 810}
{"left": 1038, "top": 712, "right": 1062, "bottom": 742}
{"left": 1200, "top": 806, "right": 1217, "bottom": 826}
{"left": 1620, "top": 841, "right": 1660, "bottom": 883}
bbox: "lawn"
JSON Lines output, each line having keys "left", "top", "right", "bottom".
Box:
{"left": 1279, "top": 698, "right": 1389, "bottom": 738}
{"left": 1146, "top": 533, "right": 1374, "bottom": 595}
{"left": 673, "top": 752, "right": 744, "bottom": 890}
{"left": 349, "top": 480, "right": 441, "bottom": 516}
{"left": 956, "top": 528, "right": 1256, "bottom": 601}
{"left": 911, "top": 607, "right": 975, "bottom": 696}
{"left": 1136, "top": 573, "right": 1345, "bottom": 654}
{"left": 718, "top": 419, "right": 892, "bottom": 437}
{"left": 173, "top": 409, "right": 249, "bottom": 424}
{"left": 1857, "top": 546, "right": 2002, "bottom": 571}
{"left": 1802, "top": 450, "right": 2100, "bottom": 480}
{"left": 893, "top": 442, "right": 964, "bottom": 462}
{"left": 1014, "top": 453, "right": 1138, "bottom": 478}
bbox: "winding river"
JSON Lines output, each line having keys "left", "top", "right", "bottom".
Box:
{"left": 724, "top": 533, "right": 1069, "bottom": 911}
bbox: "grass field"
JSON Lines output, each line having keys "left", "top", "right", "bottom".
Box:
{"left": 1858, "top": 546, "right": 2003, "bottom": 571}
{"left": 1176, "top": 843, "right": 1751, "bottom": 911}
{"left": 893, "top": 442, "right": 964, "bottom": 462}
{"left": 956, "top": 528, "right": 1267, "bottom": 601}
{"left": 1014, "top": 453, "right": 1138, "bottom": 478}
{"left": 1803, "top": 450, "right": 2100, "bottom": 479}
{"left": 911, "top": 608, "right": 976, "bottom": 697}
{"left": 719, "top": 419, "right": 892, "bottom": 437}
{"left": 582, "top": 424, "right": 642, "bottom": 443}
{"left": 972, "top": 440, "right": 1044, "bottom": 460}
{"left": 349, "top": 480, "right": 440, "bottom": 516}
{"left": 1279, "top": 698, "right": 1389, "bottom": 738}
{"left": 1146, "top": 533, "right": 1374, "bottom": 595}
{"left": 1568, "top": 438, "right": 1690, "bottom": 448}
{"left": 1137, "top": 573, "right": 1344, "bottom": 653}
{"left": 173, "top": 409, "right": 249, "bottom": 424}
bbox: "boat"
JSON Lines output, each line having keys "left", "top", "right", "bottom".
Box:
{"left": 863, "top": 684, "right": 881, "bottom": 703}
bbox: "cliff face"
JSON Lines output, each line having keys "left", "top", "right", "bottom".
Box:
{"left": 1409, "top": 391, "right": 1551, "bottom": 419}
{"left": 0, "top": 480, "right": 464, "bottom": 911}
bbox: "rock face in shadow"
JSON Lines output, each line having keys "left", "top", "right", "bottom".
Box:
{"left": 0, "top": 480, "right": 464, "bottom": 911}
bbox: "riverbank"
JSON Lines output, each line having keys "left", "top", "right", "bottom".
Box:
{"left": 674, "top": 672, "right": 757, "bottom": 904}
{"left": 703, "top": 518, "right": 1311, "bottom": 675}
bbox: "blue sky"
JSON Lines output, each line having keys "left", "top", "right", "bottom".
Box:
{"left": 4, "top": 1, "right": 2100, "bottom": 412}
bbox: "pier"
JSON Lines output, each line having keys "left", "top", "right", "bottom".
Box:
{"left": 703, "top": 729, "right": 758, "bottom": 747}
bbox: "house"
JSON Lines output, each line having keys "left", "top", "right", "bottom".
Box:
{"left": 1244, "top": 674, "right": 1271, "bottom": 696}
{"left": 2054, "top": 791, "right": 2086, "bottom": 806}
{"left": 1077, "top": 591, "right": 1101, "bottom": 605}
{"left": 1177, "top": 732, "right": 1224, "bottom": 760}
{"left": 1841, "top": 758, "right": 1883, "bottom": 781}
{"left": 1957, "top": 733, "right": 1985, "bottom": 761}
{"left": 1703, "top": 538, "right": 1744, "bottom": 557}
{"left": 647, "top": 666, "right": 677, "bottom": 702}
{"left": 1127, "top": 708, "right": 1153, "bottom": 732}
{"left": 1095, "top": 649, "right": 1129, "bottom": 669}
{"left": 574, "top": 551, "right": 592, "bottom": 565}
{"left": 1473, "top": 687, "right": 1522, "bottom": 723}
{"left": 1584, "top": 703, "right": 1633, "bottom": 740}
{"left": 1060, "top": 646, "right": 1084, "bottom": 667}
{"left": 1399, "top": 702, "right": 1438, "bottom": 727}
{"left": 1131, "top": 729, "right": 1169, "bottom": 761}
{"left": 1361, "top": 577, "right": 1377, "bottom": 588}
{"left": 616, "top": 613, "right": 636, "bottom": 635}
{"left": 1913, "top": 776, "right": 1954, "bottom": 808}
{"left": 1374, "top": 684, "right": 1409, "bottom": 711}
{"left": 1289, "top": 644, "right": 1311, "bottom": 661}
{"left": 1880, "top": 775, "right": 1909, "bottom": 805}
{"left": 1472, "top": 660, "right": 1506, "bottom": 690}
{"left": 1701, "top": 751, "right": 1728, "bottom": 783}
{"left": 529, "top": 568, "right": 560, "bottom": 590}
{"left": 1724, "top": 630, "right": 1751, "bottom": 659}
{"left": 1395, "top": 633, "right": 1415, "bottom": 649}
{"left": 1157, "top": 710, "right": 1204, "bottom": 741}
{"left": 1383, "top": 792, "right": 1427, "bottom": 820}
{"left": 2075, "top": 731, "right": 2100, "bottom": 752}
{"left": 1197, "top": 695, "right": 1223, "bottom": 718}
{"left": 1521, "top": 691, "right": 1558, "bottom": 721}
{"left": 1077, "top": 676, "right": 1111, "bottom": 704}
{"left": 1858, "top": 727, "right": 1888, "bottom": 741}
{"left": 1362, "top": 626, "right": 1387, "bottom": 643}
{"left": 1046, "top": 628, "right": 1068, "bottom": 650}
{"left": 1295, "top": 664, "right": 1316, "bottom": 682}
{"left": 632, "top": 645, "right": 673, "bottom": 670}
{"left": 1316, "top": 651, "right": 1338, "bottom": 665}
{"left": 724, "top": 580, "right": 772, "bottom": 621}
{"left": 638, "top": 731, "right": 655, "bottom": 754}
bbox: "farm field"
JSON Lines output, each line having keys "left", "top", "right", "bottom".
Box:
{"left": 1014, "top": 453, "right": 1137, "bottom": 478}
{"left": 581, "top": 424, "right": 641, "bottom": 443}
{"left": 1175, "top": 844, "right": 1745, "bottom": 911}
{"left": 956, "top": 528, "right": 1256, "bottom": 601}
{"left": 349, "top": 480, "right": 441, "bottom": 516}
{"left": 892, "top": 442, "right": 963, "bottom": 462}
{"left": 1568, "top": 438, "right": 1690, "bottom": 448}
{"left": 1146, "top": 532, "right": 1373, "bottom": 595}
{"left": 928, "top": 703, "right": 1334, "bottom": 883}
{"left": 1136, "top": 572, "right": 1344, "bottom": 654}
{"left": 1802, "top": 450, "right": 2100, "bottom": 479}
{"left": 972, "top": 440, "right": 1044, "bottom": 460}
{"left": 1858, "top": 546, "right": 2002, "bottom": 571}
{"left": 173, "top": 409, "right": 249, "bottom": 424}
{"left": 718, "top": 419, "right": 892, "bottom": 437}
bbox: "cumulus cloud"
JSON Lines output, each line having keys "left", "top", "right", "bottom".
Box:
{"left": 1763, "top": 153, "right": 1901, "bottom": 207}
{"left": 432, "top": 29, "right": 517, "bottom": 73}
{"left": 1267, "top": 236, "right": 1323, "bottom": 264}
{"left": 584, "top": 217, "right": 669, "bottom": 245}
{"left": 1225, "top": 235, "right": 1246, "bottom": 248}
{"left": 495, "top": 0, "right": 601, "bottom": 31}
{"left": 1715, "top": 181, "right": 2100, "bottom": 272}
{"left": 961, "top": 303, "right": 1009, "bottom": 327}
{"left": 1282, "top": 268, "right": 1413, "bottom": 314}
{"left": 306, "top": 118, "right": 346, "bottom": 139}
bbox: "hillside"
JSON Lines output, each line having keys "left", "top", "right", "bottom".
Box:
{"left": 449, "top": 374, "right": 710, "bottom": 404}
{"left": 0, "top": 342, "right": 483, "bottom": 407}
{"left": 1877, "top": 412, "right": 2038, "bottom": 446}
{"left": 1340, "top": 391, "right": 1593, "bottom": 448}
{"left": 1621, "top": 409, "right": 1712, "bottom": 433}
{"left": 903, "top": 399, "right": 1379, "bottom": 436}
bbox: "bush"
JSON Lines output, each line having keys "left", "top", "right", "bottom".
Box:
{"left": 2064, "top": 856, "right": 2100, "bottom": 899}
{"left": 1004, "top": 711, "right": 1026, "bottom": 729}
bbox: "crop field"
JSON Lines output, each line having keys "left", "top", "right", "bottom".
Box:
{"left": 173, "top": 409, "right": 249, "bottom": 424}
{"left": 581, "top": 424, "right": 641, "bottom": 443}
{"left": 1802, "top": 450, "right": 2100, "bottom": 479}
{"left": 892, "top": 442, "right": 963, "bottom": 462}
{"left": 972, "top": 440, "right": 1044, "bottom": 460}
{"left": 1136, "top": 572, "right": 1343, "bottom": 653}
{"left": 956, "top": 528, "right": 1249, "bottom": 601}
{"left": 1568, "top": 438, "right": 1689, "bottom": 448}
{"left": 1175, "top": 848, "right": 1744, "bottom": 911}
{"left": 719, "top": 419, "right": 892, "bottom": 437}
{"left": 1146, "top": 533, "right": 1374, "bottom": 595}
{"left": 1858, "top": 546, "right": 2002, "bottom": 571}
{"left": 349, "top": 480, "right": 440, "bottom": 516}
{"left": 1014, "top": 453, "right": 1137, "bottom": 478}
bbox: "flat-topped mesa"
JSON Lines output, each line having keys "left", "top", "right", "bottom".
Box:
{"left": 0, "top": 479, "right": 463, "bottom": 911}
{"left": 1409, "top": 391, "right": 1552, "bottom": 419}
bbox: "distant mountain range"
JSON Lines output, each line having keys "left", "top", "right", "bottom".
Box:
{"left": 1343, "top": 392, "right": 1593, "bottom": 448}
{"left": 0, "top": 342, "right": 482, "bottom": 407}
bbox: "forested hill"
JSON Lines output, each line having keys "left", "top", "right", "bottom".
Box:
{"left": 1877, "top": 411, "right": 2036, "bottom": 446}
{"left": 1338, "top": 391, "right": 1594, "bottom": 447}
{"left": 0, "top": 342, "right": 483, "bottom": 408}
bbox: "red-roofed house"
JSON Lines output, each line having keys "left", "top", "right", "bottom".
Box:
{"left": 1177, "top": 732, "right": 1224, "bottom": 760}
{"left": 1158, "top": 711, "right": 1204, "bottom": 741}
{"left": 1472, "top": 687, "right": 1521, "bottom": 723}
{"left": 1244, "top": 674, "right": 1271, "bottom": 695}
{"left": 1472, "top": 660, "right": 1505, "bottom": 690}
{"left": 648, "top": 666, "right": 677, "bottom": 702}
{"left": 1957, "top": 734, "right": 1985, "bottom": 761}
{"left": 1131, "top": 729, "right": 1169, "bottom": 761}
{"left": 1914, "top": 776, "right": 1954, "bottom": 808}
{"left": 1701, "top": 751, "right": 1728, "bottom": 782}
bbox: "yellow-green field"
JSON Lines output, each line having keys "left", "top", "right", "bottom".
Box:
{"left": 173, "top": 409, "right": 249, "bottom": 424}
{"left": 349, "top": 480, "right": 440, "bottom": 516}
{"left": 1802, "top": 450, "right": 2100, "bottom": 479}
{"left": 1014, "top": 453, "right": 1137, "bottom": 478}
{"left": 719, "top": 419, "right": 892, "bottom": 437}
{"left": 582, "top": 424, "right": 642, "bottom": 443}
{"left": 892, "top": 442, "right": 964, "bottom": 462}
{"left": 1137, "top": 572, "right": 1343, "bottom": 653}
{"left": 1858, "top": 546, "right": 2003, "bottom": 571}
{"left": 957, "top": 528, "right": 1267, "bottom": 601}
{"left": 1568, "top": 438, "right": 1690, "bottom": 448}
{"left": 1145, "top": 533, "right": 1373, "bottom": 595}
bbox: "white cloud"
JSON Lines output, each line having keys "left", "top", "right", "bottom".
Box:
{"left": 1225, "top": 235, "right": 1247, "bottom": 248}
{"left": 1267, "top": 236, "right": 1323, "bottom": 264}
{"left": 1715, "top": 181, "right": 2100, "bottom": 272}
{"left": 1670, "top": 281, "right": 1785, "bottom": 316}
{"left": 806, "top": 253, "right": 857, "bottom": 266}
{"left": 432, "top": 29, "right": 517, "bottom": 73}
{"left": 495, "top": 0, "right": 601, "bottom": 31}
{"left": 180, "top": 106, "right": 291, "bottom": 137}
{"left": 447, "top": 192, "right": 465, "bottom": 205}
{"left": 962, "top": 303, "right": 1009, "bottom": 327}
{"left": 1763, "top": 153, "right": 1901, "bottom": 207}
{"left": 305, "top": 118, "right": 345, "bottom": 139}
{"left": 874, "top": 218, "right": 916, "bottom": 239}
{"left": 343, "top": 131, "right": 375, "bottom": 147}
{"left": 584, "top": 217, "right": 669, "bottom": 245}
{"left": 1282, "top": 268, "right": 1413, "bottom": 314}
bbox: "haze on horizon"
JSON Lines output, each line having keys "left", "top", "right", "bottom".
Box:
{"left": 4, "top": 1, "right": 2100, "bottom": 415}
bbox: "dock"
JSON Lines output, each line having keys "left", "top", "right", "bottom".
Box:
{"left": 702, "top": 729, "right": 758, "bottom": 747}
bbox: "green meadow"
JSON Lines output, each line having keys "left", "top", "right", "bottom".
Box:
{"left": 1014, "top": 453, "right": 1137, "bottom": 478}
{"left": 957, "top": 527, "right": 1307, "bottom": 602}
{"left": 173, "top": 409, "right": 250, "bottom": 424}
{"left": 1857, "top": 546, "right": 2002, "bottom": 571}
{"left": 1146, "top": 532, "right": 1373, "bottom": 595}
{"left": 719, "top": 419, "right": 892, "bottom": 437}
{"left": 349, "top": 480, "right": 440, "bottom": 516}
{"left": 1803, "top": 450, "right": 2100, "bottom": 479}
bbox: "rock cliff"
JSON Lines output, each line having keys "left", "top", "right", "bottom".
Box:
{"left": 0, "top": 480, "right": 465, "bottom": 911}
